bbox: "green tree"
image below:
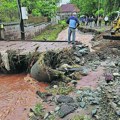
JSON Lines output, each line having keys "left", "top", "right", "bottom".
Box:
{"left": 0, "top": 0, "right": 61, "bottom": 22}
{"left": 70, "top": 0, "right": 120, "bottom": 16}
{"left": 0, "top": 0, "right": 18, "bottom": 22}
{"left": 21, "top": 0, "right": 60, "bottom": 18}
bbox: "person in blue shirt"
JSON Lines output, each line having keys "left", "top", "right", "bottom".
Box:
{"left": 66, "top": 12, "right": 79, "bottom": 45}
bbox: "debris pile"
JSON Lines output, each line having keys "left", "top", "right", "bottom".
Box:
{"left": 30, "top": 43, "right": 90, "bottom": 83}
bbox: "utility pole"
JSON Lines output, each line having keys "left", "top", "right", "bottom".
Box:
{"left": 17, "top": 0, "right": 25, "bottom": 40}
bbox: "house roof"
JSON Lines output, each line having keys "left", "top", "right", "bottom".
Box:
{"left": 59, "top": 4, "right": 80, "bottom": 13}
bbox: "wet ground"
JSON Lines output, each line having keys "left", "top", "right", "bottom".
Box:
{"left": 0, "top": 74, "right": 48, "bottom": 120}
{"left": 57, "top": 28, "right": 94, "bottom": 51}
{"left": 76, "top": 66, "right": 104, "bottom": 89}
{"left": 0, "top": 28, "right": 104, "bottom": 120}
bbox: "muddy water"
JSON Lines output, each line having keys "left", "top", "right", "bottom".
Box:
{"left": 0, "top": 74, "right": 48, "bottom": 120}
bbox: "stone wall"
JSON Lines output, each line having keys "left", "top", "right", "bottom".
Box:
{"left": 4, "top": 22, "right": 51, "bottom": 40}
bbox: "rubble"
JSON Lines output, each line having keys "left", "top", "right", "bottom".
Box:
{"left": 30, "top": 43, "right": 91, "bottom": 83}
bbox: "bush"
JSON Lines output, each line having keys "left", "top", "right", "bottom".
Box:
{"left": 95, "top": 8, "right": 104, "bottom": 16}
{"left": 26, "top": 14, "right": 48, "bottom": 24}
{"left": 59, "top": 20, "right": 67, "bottom": 29}
{"left": 108, "top": 11, "right": 119, "bottom": 21}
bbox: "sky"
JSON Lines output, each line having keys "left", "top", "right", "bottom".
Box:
{"left": 59, "top": 0, "right": 70, "bottom": 6}
{"left": 61, "top": 0, "right": 70, "bottom": 4}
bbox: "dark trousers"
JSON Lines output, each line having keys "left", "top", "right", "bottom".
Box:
{"left": 0, "top": 29, "right": 5, "bottom": 40}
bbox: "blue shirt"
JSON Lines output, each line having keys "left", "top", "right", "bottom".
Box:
{"left": 66, "top": 16, "right": 79, "bottom": 29}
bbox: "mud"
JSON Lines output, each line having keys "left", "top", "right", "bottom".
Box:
{"left": 0, "top": 74, "right": 48, "bottom": 120}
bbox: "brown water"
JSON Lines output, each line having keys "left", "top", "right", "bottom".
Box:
{"left": 0, "top": 74, "right": 48, "bottom": 120}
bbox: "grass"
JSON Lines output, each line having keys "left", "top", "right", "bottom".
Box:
{"left": 47, "top": 82, "right": 74, "bottom": 95}
{"left": 34, "top": 24, "right": 67, "bottom": 41}
{"left": 34, "top": 103, "right": 44, "bottom": 116}
{"left": 29, "top": 103, "right": 45, "bottom": 120}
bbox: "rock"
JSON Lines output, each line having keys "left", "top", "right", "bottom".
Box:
{"left": 57, "top": 95, "right": 74, "bottom": 104}
{"left": 71, "top": 80, "right": 77, "bottom": 85}
{"left": 76, "top": 90, "right": 82, "bottom": 94}
{"left": 92, "top": 109, "right": 97, "bottom": 117}
{"left": 75, "top": 57, "right": 80, "bottom": 63}
{"left": 59, "top": 64, "right": 72, "bottom": 71}
{"left": 31, "top": 61, "right": 60, "bottom": 82}
{"left": 77, "top": 96, "right": 83, "bottom": 102}
{"left": 98, "top": 53, "right": 106, "bottom": 60}
{"left": 112, "top": 48, "right": 118, "bottom": 52}
{"left": 44, "top": 112, "right": 50, "bottom": 119}
{"left": 88, "top": 97, "right": 95, "bottom": 102}
{"left": 31, "top": 53, "right": 72, "bottom": 83}
{"left": 104, "top": 73, "right": 113, "bottom": 83}
{"left": 36, "top": 91, "right": 46, "bottom": 99}
{"left": 50, "top": 111, "right": 54, "bottom": 114}
{"left": 76, "top": 44, "right": 85, "bottom": 49}
{"left": 96, "top": 87, "right": 101, "bottom": 92}
{"left": 118, "top": 62, "right": 120, "bottom": 67}
{"left": 69, "top": 72, "right": 81, "bottom": 80}
{"left": 78, "top": 48, "right": 89, "bottom": 55}
{"left": 113, "top": 73, "right": 120, "bottom": 77}
{"left": 90, "top": 100, "right": 99, "bottom": 105}
{"left": 58, "top": 104, "right": 75, "bottom": 118}
{"left": 108, "top": 62, "right": 116, "bottom": 67}
{"left": 55, "top": 106, "right": 60, "bottom": 112}
{"left": 79, "top": 67, "right": 89, "bottom": 76}
{"left": 74, "top": 52, "right": 82, "bottom": 57}
{"left": 93, "top": 61, "right": 101, "bottom": 65}
{"left": 118, "top": 102, "right": 120, "bottom": 106}
{"left": 36, "top": 91, "right": 52, "bottom": 100}
{"left": 94, "top": 115, "right": 99, "bottom": 119}
{"left": 79, "top": 102, "right": 86, "bottom": 108}
{"left": 53, "top": 85, "right": 58, "bottom": 89}
{"left": 31, "top": 62, "right": 47, "bottom": 82}
{"left": 67, "top": 103, "right": 78, "bottom": 109}
{"left": 29, "top": 112, "right": 34, "bottom": 117}
{"left": 116, "top": 110, "right": 120, "bottom": 116}
{"left": 83, "top": 90, "right": 91, "bottom": 96}
{"left": 110, "top": 102, "right": 117, "bottom": 110}
{"left": 68, "top": 67, "right": 81, "bottom": 72}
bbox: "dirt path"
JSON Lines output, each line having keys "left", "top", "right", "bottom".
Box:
{"left": 57, "top": 28, "right": 94, "bottom": 51}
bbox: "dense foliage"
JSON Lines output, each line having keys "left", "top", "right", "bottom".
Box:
{"left": 70, "top": 0, "right": 120, "bottom": 16}
{"left": 0, "top": 0, "right": 60, "bottom": 22}
{"left": 0, "top": 0, "right": 18, "bottom": 22}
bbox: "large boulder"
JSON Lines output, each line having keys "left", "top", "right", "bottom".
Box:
{"left": 31, "top": 61, "right": 51, "bottom": 82}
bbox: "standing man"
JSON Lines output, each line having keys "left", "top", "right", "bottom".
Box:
{"left": 66, "top": 12, "right": 79, "bottom": 45}
{"left": 98, "top": 16, "right": 103, "bottom": 27}
{"left": 104, "top": 15, "right": 109, "bottom": 26}
{"left": 0, "top": 20, "right": 5, "bottom": 40}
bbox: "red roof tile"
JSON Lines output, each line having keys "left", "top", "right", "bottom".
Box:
{"left": 59, "top": 4, "right": 80, "bottom": 13}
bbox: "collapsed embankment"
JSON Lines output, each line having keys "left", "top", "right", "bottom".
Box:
{"left": 0, "top": 50, "right": 39, "bottom": 74}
